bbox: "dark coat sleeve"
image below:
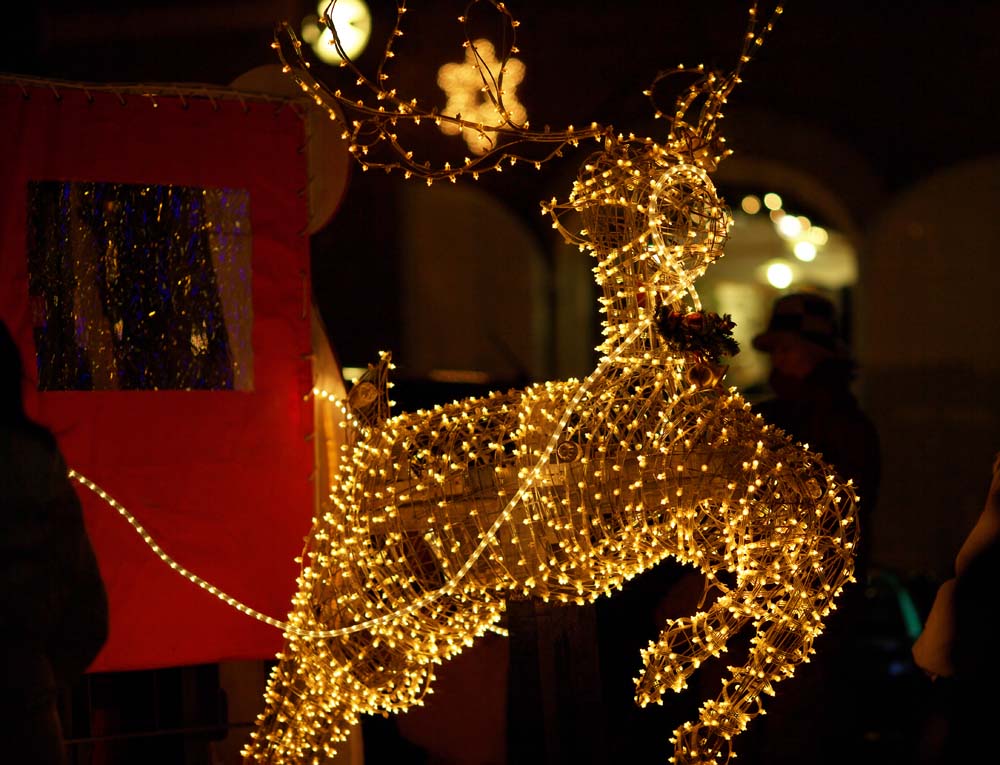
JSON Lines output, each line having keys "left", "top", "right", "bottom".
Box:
{"left": 44, "top": 449, "right": 109, "bottom": 683}
{"left": 0, "top": 429, "right": 109, "bottom": 687}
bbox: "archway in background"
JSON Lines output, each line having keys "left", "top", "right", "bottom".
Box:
{"left": 862, "top": 154, "right": 1000, "bottom": 578}
{"left": 396, "top": 180, "right": 550, "bottom": 384}
{"left": 713, "top": 109, "right": 884, "bottom": 395}
{"left": 698, "top": 184, "right": 859, "bottom": 394}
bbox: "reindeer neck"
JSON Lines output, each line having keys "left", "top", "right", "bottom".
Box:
{"left": 597, "top": 316, "right": 673, "bottom": 367}
{"left": 596, "top": 276, "right": 676, "bottom": 362}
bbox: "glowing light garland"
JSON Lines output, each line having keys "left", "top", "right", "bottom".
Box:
{"left": 70, "top": 2, "right": 862, "bottom": 764}
{"left": 71, "top": 319, "right": 650, "bottom": 639}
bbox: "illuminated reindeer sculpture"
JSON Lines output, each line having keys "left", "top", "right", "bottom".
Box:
{"left": 245, "top": 3, "right": 860, "bottom": 763}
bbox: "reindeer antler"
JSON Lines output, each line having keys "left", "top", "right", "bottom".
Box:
{"left": 646, "top": 2, "right": 784, "bottom": 170}
{"left": 273, "top": 0, "right": 610, "bottom": 183}
{"left": 539, "top": 2, "right": 784, "bottom": 327}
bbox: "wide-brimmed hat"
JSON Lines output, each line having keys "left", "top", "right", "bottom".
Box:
{"left": 751, "top": 292, "right": 851, "bottom": 358}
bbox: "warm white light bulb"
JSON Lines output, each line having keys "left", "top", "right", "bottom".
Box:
{"left": 766, "top": 261, "right": 794, "bottom": 288}
{"left": 777, "top": 214, "right": 802, "bottom": 238}
{"left": 308, "top": 0, "right": 372, "bottom": 64}
{"left": 793, "top": 241, "right": 817, "bottom": 262}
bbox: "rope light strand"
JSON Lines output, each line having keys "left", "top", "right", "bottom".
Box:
{"left": 69, "top": 471, "right": 291, "bottom": 631}
{"left": 68, "top": 320, "right": 650, "bottom": 640}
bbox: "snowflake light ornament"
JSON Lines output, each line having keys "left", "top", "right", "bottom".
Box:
{"left": 437, "top": 38, "right": 527, "bottom": 154}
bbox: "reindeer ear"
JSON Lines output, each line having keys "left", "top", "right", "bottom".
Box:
{"left": 348, "top": 352, "right": 392, "bottom": 429}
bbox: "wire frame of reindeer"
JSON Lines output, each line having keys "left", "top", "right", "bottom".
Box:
{"left": 243, "top": 2, "right": 862, "bottom": 764}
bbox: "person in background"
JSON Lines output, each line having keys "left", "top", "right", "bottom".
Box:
{"left": 750, "top": 290, "right": 881, "bottom": 576}
{"left": 912, "top": 450, "right": 1000, "bottom": 763}
{"left": 737, "top": 290, "right": 882, "bottom": 764}
{"left": 1, "top": 319, "right": 109, "bottom": 764}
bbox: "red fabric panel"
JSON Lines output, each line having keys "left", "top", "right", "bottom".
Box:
{"left": 0, "top": 83, "right": 314, "bottom": 671}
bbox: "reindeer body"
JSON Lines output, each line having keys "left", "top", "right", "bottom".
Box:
{"left": 248, "top": 325, "right": 858, "bottom": 764}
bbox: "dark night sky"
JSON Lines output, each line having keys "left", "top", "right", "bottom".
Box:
{"left": 3, "top": 1, "right": 998, "bottom": 195}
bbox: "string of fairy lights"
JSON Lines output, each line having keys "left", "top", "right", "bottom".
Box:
{"left": 69, "top": 319, "right": 653, "bottom": 640}
{"left": 272, "top": 0, "right": 609, "bottom": 181}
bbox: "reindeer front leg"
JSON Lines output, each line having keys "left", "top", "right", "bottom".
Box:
{"left": 636, "top": 572, "right": 816, "bottom": 764}
{"left": 671, "top": 574, "right": 836, "bottom": 764}
{"left": 635, "top": 573, "right": 758, "bottom": 764}
{"left": 635, "top": 463, "right": 858, "bottom": 764}
{"left": 636, "top": 578, "right": 750, "bottom": 701}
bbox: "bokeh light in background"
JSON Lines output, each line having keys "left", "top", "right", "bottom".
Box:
{"left": 694, "top": 190, "right": 858, "bottom": 393}
{"left": 766, "top": 260, "right": 794, "bottom": 288}
{"left": 301, "top": 0, "right": 372, "bottom": 64}
{"left": 794, "top": 241, "right": 817, "bottom": 262}
{"left": 740, "top": 194, "right": 762, "bottom": 215}
{"left": 437, "top": 39, "right": 527, "bottom": 155}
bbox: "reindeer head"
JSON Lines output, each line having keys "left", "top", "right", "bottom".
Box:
{"left": 543, "top": 13, "right": 781, "bottom": 316}
{"left": 548, "top": 133, "right": 732, "bottom": 321}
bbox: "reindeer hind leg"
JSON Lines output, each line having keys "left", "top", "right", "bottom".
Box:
{"left": 244, "top": 655, "right": 361, "bottom": 763}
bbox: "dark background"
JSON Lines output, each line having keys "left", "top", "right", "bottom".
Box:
{"left": 5, "top": 0, "right": 996, "bottom": 193}
{"left": 3, "top": 2, "right": 995, "bottom": 763}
